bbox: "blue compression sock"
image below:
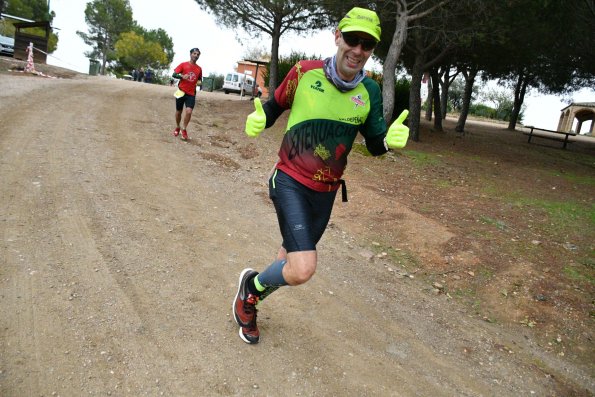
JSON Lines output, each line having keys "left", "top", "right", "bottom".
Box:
{"left": 256, "top": 259, "right": 288, "bottom": 288}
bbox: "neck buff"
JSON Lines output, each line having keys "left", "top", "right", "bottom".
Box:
{"left": 323, "top": 56, "right": 366, "bottom": 92}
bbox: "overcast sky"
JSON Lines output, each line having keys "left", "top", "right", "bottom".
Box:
{"left": 47, "top": 0, "right": 340, "bottom": 75}
{"left": 45, "top": 0, "right": 593, "bottom": 131}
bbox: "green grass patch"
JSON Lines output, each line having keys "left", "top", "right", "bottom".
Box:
{"left": 451, "top": 289, "right": 485, "bottom": 313}
{"left": 479, "top": 215, "right": 508, "bottom": 231}
{"left": 471, "top": 299, "right": 483, "bottom": 313}
{"left": 484, "top": 182, "right": 594, "bottom": 227}
{"left": 368, "top": 241, "right": 419, "bottom": 269}
{"left": 549, "top": 171, "right": 595, "bottom": 186}
{"left": 553, "top": 151, "right": 595, "bottom": 168}
{"left": 480, "top": 182, "right": 500, "bottom": 197}
{"left": 480, "top": 183, "right": 594, "bottom": 237}
{"left": 452, "top": 287, "right": 477, "bottom": 298}
{"left": 581, "top": 254, "right": 595, "bottom": 270}
{"left": 478, "top": 266, "right": 495, "bottom": 280}
{"left": 447, "top": 151, "right": 486, "bottom": 163}
{"left": 436, "top": 179, "right": 453, "bottom": 188}
{"left": 513, "top": 199, "right": 595, "bottom": 228}
{"left": 402, "top": 150, "right": 442, "bottom": 167}
{"left": 563, "top": 264, "right": 595, "bottom": 285}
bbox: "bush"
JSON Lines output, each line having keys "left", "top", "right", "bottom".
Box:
{"left": 467, "top": 101, "right": 524, "bottom": 123}
{"left": 209, "top": 73, "right": 224, "bottom": 91}
{"left": 469, "top": 103, "right": 496, "bottom": 119}
{"left": 366, "top": 70, "right": 410, "bottom": 120}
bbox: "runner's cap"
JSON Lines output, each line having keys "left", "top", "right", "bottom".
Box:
{"left": 337, "top": 7, "right": 381, "bottom": 42}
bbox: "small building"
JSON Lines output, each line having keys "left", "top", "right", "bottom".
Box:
{"left": 12, "top": 21, "right": 51, "bottom": 63}
{"left": 557, "top": 102, "right": 595, "bottom": 135}
{"left": 236, "top": 60, "right": 269, "bottom": 98}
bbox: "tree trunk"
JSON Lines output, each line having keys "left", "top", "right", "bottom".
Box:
{"left": 101, "top": 53, "right": 107, "bottom": 75}
{"left": 408, "top": 57, "right": 424, "bottom": 142}
{"left": 507, "top": 72, "right": 530, "bottom": 130}
{"left": 268, "top": 20, "right": 282, "bottom": 97}
{"left": 439, "top": 67, "right": 450, "bottom": 118}
{"left": 100, "top": 37, "right": 109, "bottom": 75}
{"left": 382, "top": 3, "right": 408, "bottom": 123}
{"left": 455, "top": 67, "right": 478, "bottom": 133}
{"left": 425, "top": 75, "right": 433, "bottom": 121}
{"left": 431, "top": 70, "right": 443, "bottom": 131}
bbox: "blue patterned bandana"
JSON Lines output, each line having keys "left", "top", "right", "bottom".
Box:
{"left": 323, "top": 56, "right": 366, "bottom": 92}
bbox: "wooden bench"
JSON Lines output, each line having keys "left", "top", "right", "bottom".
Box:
{"left": 523, "top": 126, "right": 576, "bottom": 149}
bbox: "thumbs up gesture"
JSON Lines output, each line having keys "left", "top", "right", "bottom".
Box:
{"left": 245, "top": 98, "right": 266, "bottom": 137}
{"left": 385, "top": 109, "right": 409, "bottom": 149}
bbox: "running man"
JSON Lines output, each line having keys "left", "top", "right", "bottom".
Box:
{"left": 172, "top": 47, "right": 202, "bottom": 140}
{"left": 233, "top": 7, "right": 410, "bottom": 344}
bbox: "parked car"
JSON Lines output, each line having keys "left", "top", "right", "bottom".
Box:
{"left": 0, "top": 35, "right": 15, "bottom": 57}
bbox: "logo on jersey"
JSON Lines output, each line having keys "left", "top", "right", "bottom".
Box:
{"left": 339, "top": 116, "right": 363, "bottom": 124}
{"left": 351, "top": 94, "right": 366, "bottom": 109}
{"left": 314, "top": 144, "right": 331, "bottom": 160}
{"left": 311, "top": 80, "right": 325, "bottom": 93}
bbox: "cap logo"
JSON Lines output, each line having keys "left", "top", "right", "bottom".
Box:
{"left": 355, "top": 15, "right": 374, "bottom": 23}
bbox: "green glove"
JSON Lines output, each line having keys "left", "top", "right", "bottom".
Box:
{"left": 245, "top": 98, "right": 266, "bottom": 137}
{"left": 385, "top": 109, "right": 410, "bottom": 149}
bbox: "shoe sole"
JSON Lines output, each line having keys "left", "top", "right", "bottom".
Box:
{"left": 232, "top": 268, "right": 254, "bottom": 326}
{"left": 238, "top": 326, "right": 258, "bottom": 344}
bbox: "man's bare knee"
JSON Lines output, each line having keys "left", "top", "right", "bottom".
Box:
{"left": 291, "top": 267, "right": 315, "bottom": 285}
{"left": 284, "top": 252, "right": 317, "bottom": 285}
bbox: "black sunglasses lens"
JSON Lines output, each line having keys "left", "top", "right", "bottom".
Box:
{"left": 342, "top": 33, "right": 376, "bottom": 51}
{"left": 342, "top": 33, "right": 359, "bottom": 47}
{"left": 361, "top": 40, "right": 376, "bottom": 51}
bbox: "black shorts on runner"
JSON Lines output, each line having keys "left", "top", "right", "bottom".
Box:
{"left": 269, "top": 169, "right": 337, "bottom": 253}
{"left": 175, "top": 94, "right": 196, "bottom": 111}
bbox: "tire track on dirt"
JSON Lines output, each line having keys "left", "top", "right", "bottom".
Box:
{"left": 0, "top": 76, "right": 86, "bottom": 395}
{"left": 0, "top": 78, "right": 187, "bottom": 395}
{"left": 49, "top": 80, "right": 208, "bottom": 394}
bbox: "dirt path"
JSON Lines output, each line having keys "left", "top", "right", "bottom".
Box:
{"left": 0, "top": 72, "right": 593, "bottom": 396}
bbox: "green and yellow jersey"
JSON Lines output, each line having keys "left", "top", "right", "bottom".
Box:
{"left": 263, "top": 60, "right": 388, "bottom": 193}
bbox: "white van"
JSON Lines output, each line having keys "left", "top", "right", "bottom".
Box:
{"left": 222, "top": 72, "right": 255, "bottom": 95}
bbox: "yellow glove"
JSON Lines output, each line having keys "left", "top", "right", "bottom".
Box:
{"left": 385, "top": 109, "right": 409, "bottom": 149}
{"left": 245, "top": 98, "right": 266, "bottom": 137}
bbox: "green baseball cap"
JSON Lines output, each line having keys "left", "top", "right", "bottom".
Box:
{"left": 337, "top": 7, "right": 381, "bottom": 42}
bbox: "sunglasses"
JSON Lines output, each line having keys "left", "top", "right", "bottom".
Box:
{"left": 341, "top": 32, "right": 377, "bottom": 51}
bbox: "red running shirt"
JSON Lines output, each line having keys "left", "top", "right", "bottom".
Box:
{"left": 174, "top": 62, "right": 203, "bottom": 96}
